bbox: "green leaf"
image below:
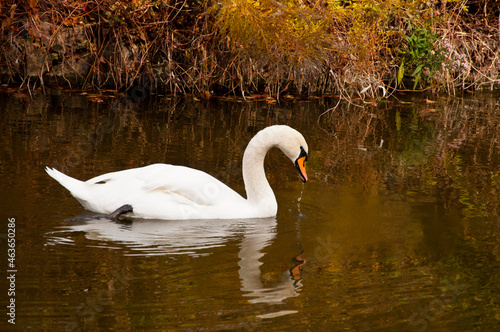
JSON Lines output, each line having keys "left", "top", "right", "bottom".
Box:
{"left": 411, "top": 64, "right": 424, "bottom": 77}
{"left": 398, "top": 62, "right": 405, "bottom": 85}
{"left": 413, "top": 71, "right": 421, "bottom": 90}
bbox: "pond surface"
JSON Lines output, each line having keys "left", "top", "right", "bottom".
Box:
{"left": 1, "top": 89, "right": 499, "bottom": 331}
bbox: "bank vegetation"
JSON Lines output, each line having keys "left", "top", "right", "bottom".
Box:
{"left": 1, "top": 0, "right": 499, "bottom": 98}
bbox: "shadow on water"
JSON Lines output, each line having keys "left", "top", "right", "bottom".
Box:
{"left": 1, "top": 88, "right": 500, "bottom": 330}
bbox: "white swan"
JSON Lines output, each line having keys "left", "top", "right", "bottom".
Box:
{"left": 46, "top": 125, "right": 308, "bottom": 220}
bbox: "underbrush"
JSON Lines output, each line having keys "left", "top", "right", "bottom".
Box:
{"left": 0, "top": 0, "right": 498, "bottom": 98}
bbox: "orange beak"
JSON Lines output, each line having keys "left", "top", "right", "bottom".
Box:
{"left": 295, "top": 156, "right": 308, "bottom": 182}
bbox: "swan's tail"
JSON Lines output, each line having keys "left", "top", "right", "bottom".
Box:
{"left": 45, "top": 167, "right": 86, "bottom": 198}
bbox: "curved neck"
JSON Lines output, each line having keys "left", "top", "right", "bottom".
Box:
{"left": 242, "top": 130, "right": 277, "bottom": 204}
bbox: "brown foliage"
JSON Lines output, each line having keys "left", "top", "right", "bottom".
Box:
{"left": 0, "top": 0, "right": 499, "bottom": 96}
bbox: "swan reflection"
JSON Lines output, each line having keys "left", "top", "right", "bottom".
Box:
{"left": 46, "top": 215, "right": 303, "bottom": 305}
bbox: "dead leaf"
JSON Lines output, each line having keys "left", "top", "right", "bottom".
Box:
{"left": 29, "top": 0, "right": 39, "bottom": 11}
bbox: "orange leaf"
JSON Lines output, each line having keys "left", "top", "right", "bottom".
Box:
{"left": 29, "top": 0, "right": 39, "bottom": 10}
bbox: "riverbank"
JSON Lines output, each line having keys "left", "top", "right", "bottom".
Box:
{"left": 1, "top": 1, "right": 499, "bottom": 98}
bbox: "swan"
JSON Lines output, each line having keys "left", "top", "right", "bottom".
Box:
{"left": 46, "top": 125, "right": 308, "bottom": 220}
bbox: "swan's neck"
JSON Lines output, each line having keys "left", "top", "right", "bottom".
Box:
{"left": 242, "top": 131, "right": 277, "bottom": 206}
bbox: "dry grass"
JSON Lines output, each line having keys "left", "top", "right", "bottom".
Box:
{"left": 0, "top": 0, "right": 499, "bottom": 97}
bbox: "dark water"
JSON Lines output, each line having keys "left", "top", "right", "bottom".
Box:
{"left": 1, "top": 89, "right": 499, "bottom": 331}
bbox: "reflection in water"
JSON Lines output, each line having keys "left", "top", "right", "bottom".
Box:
{"left": 238, "top": 218, "right": 301, "bottom": 305}
{"left": 46, "top": 215, "right": 303, "bottom": 307}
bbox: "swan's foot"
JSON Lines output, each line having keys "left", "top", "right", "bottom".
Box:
{"left": 66, "top": 204, "right": 133, "bottom": 222}
{"left": 105, "top": 204, "right": 133, "bottom": 220}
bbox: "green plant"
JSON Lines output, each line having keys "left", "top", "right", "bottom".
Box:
{"left": 398, "top": 24, "right": 445, "bottom": 89}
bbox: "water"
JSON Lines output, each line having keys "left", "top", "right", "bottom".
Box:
{"left": 1, "top": 88, "right": 499, "bottom": 331}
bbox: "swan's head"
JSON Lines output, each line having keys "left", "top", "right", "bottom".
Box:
{"left": 245, "top": 125, "right": 309, "bottom": 183}
{"left": 270, "top": 126, "right": 309, "bottom": 183}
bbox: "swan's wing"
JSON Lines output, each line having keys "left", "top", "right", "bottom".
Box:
{"left": 137, "top": 164, "right": 242, "bottom": 206}
{"left": 85, "top": 164, "right": 242, "bottom": 207}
